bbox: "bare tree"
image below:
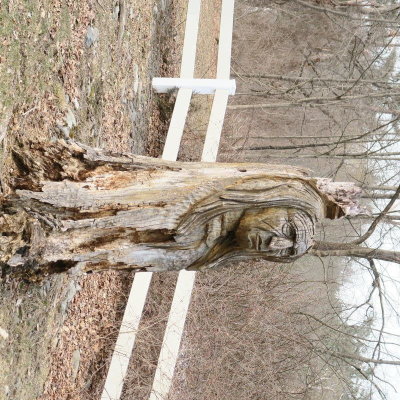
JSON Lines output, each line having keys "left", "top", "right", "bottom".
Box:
{"left": 213, "top": 2, "right": 400, "bottom": 399}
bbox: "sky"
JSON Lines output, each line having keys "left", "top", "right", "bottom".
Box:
{"left": 338, "top": 31, "right": 400, "bottom": 400}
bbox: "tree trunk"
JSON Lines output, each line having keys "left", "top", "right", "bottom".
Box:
{"left": 0, "top": 139, "right": 360, "bottom": 280}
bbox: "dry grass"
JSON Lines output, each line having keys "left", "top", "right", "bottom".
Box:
{"left": 170, "top": 262, "right": 324, "bottom": 400}
{"left": 167, "top": 257, "right": 356, "bottom": 400}
{"left": 220, "top": 1, "right": 380, "bottom": 182}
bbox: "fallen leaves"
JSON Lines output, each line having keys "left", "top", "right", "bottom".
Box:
{"left": 0, "top": 327, "right": 9, "bottom": 341}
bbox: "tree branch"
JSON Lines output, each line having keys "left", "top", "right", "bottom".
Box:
{"left": 294, "top": 0, "right": 400, "bottom": 24}
{"left": 351, "top": 185, "right": 400, "bottom": 245}
{"left": 310, "top": 243, "right": 400, "bottom": 264}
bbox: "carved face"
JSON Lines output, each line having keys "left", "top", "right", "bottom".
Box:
{"left": 235, "top": 208, "right": 315, "bottom": 257}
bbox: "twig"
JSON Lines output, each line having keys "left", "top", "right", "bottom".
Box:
{"left": 96, "top": 0, "right": 106, "bottom": 11}
{"left": 117, "top": 0, "right": 127, "bottom": 46}
{"left": 351, "top": 185, "right": 400, "bottom": 245}
{"left": 294, "top": 0, "right": 400, "bottom": 24}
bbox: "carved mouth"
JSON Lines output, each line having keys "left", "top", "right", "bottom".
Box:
{"left": 249, "top": 232, "right": 273, "bottom": 251}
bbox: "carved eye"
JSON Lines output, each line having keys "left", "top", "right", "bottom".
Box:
{"left": 282, "top": 221, "right": 296, "bottom": 241}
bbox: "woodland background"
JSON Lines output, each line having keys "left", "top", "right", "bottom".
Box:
{"left": 1, "top": 1, "right": 400, "bottom": 399}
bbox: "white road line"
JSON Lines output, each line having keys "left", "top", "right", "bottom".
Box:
{"left": 100, "top": 272, "right": 153, "bottom": 400}
{"left": 149, "top": 270, "right": 196, "bottom": 400}
{"left": 201, "top": 88, "right": 230, "bottom": 162}
{"left": 180, "top": 0, "right": 202, "bottom": 79}
{"left": 100, "top": 2, "right": 202, "bottom": 399}
{"left": 202, "top": 0, "right": 235, "bottom": 160}
{"left": 162, "top": 88, "right": 193, "bottom": 161}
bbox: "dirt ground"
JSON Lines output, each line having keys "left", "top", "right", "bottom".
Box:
{"left": 0, "top": 0, "right": 221, "bottom": 399}
{"left": 1, "top": 0, "right": 183, "bottom": 399}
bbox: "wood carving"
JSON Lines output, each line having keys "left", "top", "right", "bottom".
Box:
{"left": 0, "top": 140, "right": 361, "bottom": 280}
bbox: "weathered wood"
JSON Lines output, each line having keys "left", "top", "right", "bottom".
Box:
{"left": 0, "top": 139, "right": 360, "bottom": 280}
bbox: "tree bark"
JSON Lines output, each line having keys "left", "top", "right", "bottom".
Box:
{"left": 0, "top": 139, "right": 359, "bottom": 280}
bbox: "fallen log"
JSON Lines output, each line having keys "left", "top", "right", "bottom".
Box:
{"left": 0, "top": 139, "right": 361, "bottom": 280}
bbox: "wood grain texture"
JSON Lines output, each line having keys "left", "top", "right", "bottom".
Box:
{"left": 0, "top": 139, "right": 360, "bottom": 280}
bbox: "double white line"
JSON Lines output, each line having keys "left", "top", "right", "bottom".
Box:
{"left": 101, "top": 1, "right": 235, "bottom": 399}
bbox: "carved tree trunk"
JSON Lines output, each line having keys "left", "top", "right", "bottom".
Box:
{"left": 0, "top": 140, "right": 360, "bottom": 281}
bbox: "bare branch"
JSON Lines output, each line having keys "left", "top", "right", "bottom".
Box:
{"left": 329, "top": 351, "right": 400, "bottom": 366}
{"left": 233, "top": 73, "right": 399, "bottom": 86}
{"left": 228, "top": 91, "right": 400, "bottom": 111}
{"left": 351, "top": 185, "right": 400, "bottom": 245}
{"left": 294, "top": 0, "right": 400, "bottom": 24}
{"left": 310, "top": 243, "right": 400, "bottom": 264}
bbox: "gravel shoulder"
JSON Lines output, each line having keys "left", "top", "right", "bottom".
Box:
{"left": 0, "top": 1, "right": 186, "bottom": 399}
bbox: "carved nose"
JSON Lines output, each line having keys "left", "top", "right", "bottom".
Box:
{"left": 249, "top": 232, "right": 293, "bottom": 251}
